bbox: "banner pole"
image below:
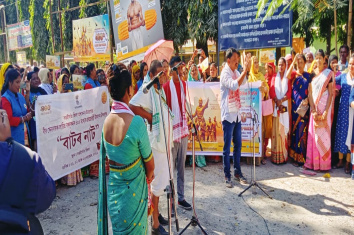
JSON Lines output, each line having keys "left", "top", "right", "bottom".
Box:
{"left": 58, "top": 0, "right": 65, "bottom": 67}
{"left": 107, "top": 0, "right": 114, "bottom": 63}
{"left": 49, "top": 0, "right": 55, "bottom": 55}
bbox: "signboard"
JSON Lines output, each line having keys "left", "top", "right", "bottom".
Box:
{"left": 46, "top": 55, "right": 61, "bottom": 69}
{"left": 218, "top": 0, "right": 292, "bottom": 50}
{"left": 7, "top": 20, "right": 33, "bottom": 51}
{"left": 72, "top": 74, "right": 86, "bottom": 90}
{"left": 72, "top": 14, "right": 111, "bottom": 62}
{"left": 186, "top": 82, "right": 262, "bottom": 157}
{"left": 16, "top": 51, "right": 27, "bottom": 67}
{"left": 109, "top": 0, "right": 164, "bottom": 61}
{"left": 36, "top": 87, "right": 110, "bottom": 180}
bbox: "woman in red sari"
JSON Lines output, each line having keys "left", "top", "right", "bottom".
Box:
{"left": 304, "top": 49, "right": 334, "bottom": 171}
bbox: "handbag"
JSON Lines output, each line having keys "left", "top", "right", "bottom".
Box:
{"left": 296, "top": 98, "right": 309, "bottom": 117}
{"left": 262, "top": 98, "right": 273, "bottom": 116}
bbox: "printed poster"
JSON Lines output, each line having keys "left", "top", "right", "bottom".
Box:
{"left": 7, "top": 20, "right": 33, "bottom": 51}
{"left": 260, "top": 49, "right": 276, "bottom": 64}
{"left": 186, "top": 82, "right": 262, "bottom": 157}
{"left": 72, "top": 74, "right": 86, "bottom": 90}
{"left": 36, "top": 87, "right": 110, "bottom": 180}
{"left": 46, "top": 55, "right": 61, "bottom": 69}
{"left": 72, "top": 14, "right": 111, "bottom": 62}
{"left": 16, "top": 51, "right": 27, "bottom": 67}
{"left": 109, "top": 0, "right": 164, "bottom": 61}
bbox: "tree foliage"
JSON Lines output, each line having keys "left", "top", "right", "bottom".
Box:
{"left": 188, "top": 0, "right": 218, "bottom": 56}
{"left": 160, "top": 0, "right": 190, "bottom": 53}
{"left": 30, "top": 0, "right": 50, "bottom": 62}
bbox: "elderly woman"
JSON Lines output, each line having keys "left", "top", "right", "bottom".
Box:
{"left": 269, "top": 58, "right": 291, "bottom": 164}
{"left": 26, "top": 72, "right": 47, "bottom": 151}
{"left": 304, "top": 49, "right": 334, "bottom": 171}
{"left": 39, "top": 68, "right": 57, "bottom": 95}
{"left": 248, "top": 56, "right": 269, "bottom": 165}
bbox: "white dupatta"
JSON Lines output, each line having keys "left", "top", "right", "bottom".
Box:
{"left": 346, "top": 73, "right": 354, "bottom": 149}
{"left": 273, "top": 69, "right": 289, "bottom": 135}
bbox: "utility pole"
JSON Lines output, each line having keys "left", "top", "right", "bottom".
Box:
{"left": 0, "top": 5, "right": 9, "bottom": 62}
{"left": 58, "top": 0, "right": 65, "bottom": 67}
{"left": 348, "top": 0, "right": 353, "bottom": 51}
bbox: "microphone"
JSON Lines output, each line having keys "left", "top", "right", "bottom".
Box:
{"left": 172, "top": 61, "right": 183, "bottom": 71}
{"left": 143, "top": 71, "right": 164, "bottom": 94}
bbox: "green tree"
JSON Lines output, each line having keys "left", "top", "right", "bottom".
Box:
{"left": 160, "top": 0, "right": 190, "bottom": 53}
{"left": 30, "top": 0, "right": 50, "bottom": 62}
{"left": 19, "top": 0, "right": 34, "bottom": 63}
{"left": 188, "top": 0, "right": 218, "bottom": 57}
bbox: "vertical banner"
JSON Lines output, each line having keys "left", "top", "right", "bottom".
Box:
{"left": 7, "top": 20, "right": 33, "bottom": 51}
{"left": 46, "top": 55, "right": 61, "bottom": 69}
{"left": 16, "top": 51, "right": 27, "bottom": 67}
{"left": 109, "top": 0, "right": 164, "bottom": 61}
{"left": 218, "top": 0, "right": 292, "bottom": 50}
{"left": 36, "top": 87, "right": 110, "bottom": 180}
{"left": 72, "top": 14, "right": 111, "bottom": 62}
{"left": 186, "top": 82, "right": 262, "bottom": 156}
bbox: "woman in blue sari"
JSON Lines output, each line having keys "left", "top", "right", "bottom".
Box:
{"left": 287, "top": 54, "right": 312, "bottom": 166}
{"left": 98, "top": 65, "right": 155, "bottom": 235}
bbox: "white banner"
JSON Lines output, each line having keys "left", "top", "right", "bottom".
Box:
{"left": 36, "top": 87, "right": 110, "bottom": 180}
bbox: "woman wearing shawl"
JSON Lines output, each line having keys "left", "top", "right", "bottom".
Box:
{"left": 269, "top": 58, "right": 291, "bottom": 164}
{"left": 131, "top": 64, "right": 140, "bottom": 92}
{"left": 348, "top": 87, "right": 354, "bottom": 177}
{"left": 98, "top": 66, "right": 155, "bottom": 235}
{"left": 264, "top": 63, "right": 276, "bottom": 156}
{"left": 304, "top": 49, "right": 334, "bottom": 171}
{"left": 333, "top": 54, "right": 354, "bottom": 173}
{"left": 286, "top": 54, "right": 312, "bottom": 166}
{"left": 0, "top": 63, "right": 13, "bottom": 89}
{"left": 248, "top": 56, "right": 269, "bottom": 165}
{"left": 187, "top": 64, "right": 206, "bottom": 167}
{"left": 38, "top": 68, "right": 56, "bottom": 94}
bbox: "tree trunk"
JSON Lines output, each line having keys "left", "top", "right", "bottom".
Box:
{"left": 276, "top": 47, "right": 282, "bottom": 64}
{"left": 326, "top": 25, "right": 331, "bottom": 55}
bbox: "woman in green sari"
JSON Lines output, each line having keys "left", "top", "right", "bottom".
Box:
{"left": 98, "top": 65, "right": 155, "bottom": 235}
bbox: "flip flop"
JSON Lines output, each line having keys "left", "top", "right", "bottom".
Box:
{"left": 261, "top": 159, "right": 266, "bottom": 165}
{"left": 299, "top": 168, "right": 317, "bottom": 176}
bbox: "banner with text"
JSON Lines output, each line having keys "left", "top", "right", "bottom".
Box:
{"left": 218, "top": 0, "right": 292, "bottom": 50}
{"left": 110, "top": 0, "right": 164, "bottom": 61}
{"left": 73, "top": 14, "right": 111, "bottom": 62}
{"left": 186, "top": 82, "right": 262, "bottom": 157}
{"left": 7, "top": 20, "right": 33, "bottom": 51}
{"left": 36, "top": 87, "right": 110, "bottom": 180}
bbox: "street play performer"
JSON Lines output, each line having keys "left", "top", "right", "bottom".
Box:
{"left": 127, "top": 0, "right": 145, "bottom": 50}
{"left": 129, "top": 60, "right": 172, "bottom": 235}
{"left": 163, "top": 56, "right": 192, "bottom": 211}
{"left": 220, "top": 48, "right": 251, "bottom": 188}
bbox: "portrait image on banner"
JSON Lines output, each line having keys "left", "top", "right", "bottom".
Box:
{"left": 186, "top": 82, "right": 262, "bottom": 156}
{"left": 35, "top": 87, "right": 110, "bottom": 180}
{"left": 72, "top": 14, "right": 111, "bottom": 62}
{"left": 46, "top": 55, "right": 61, "bottom": 69}
{"left": 110, "top": 0, "right": 164, "bottom": 61}
{"left": 218, "top": 0, "right": 292, "bottom": 50}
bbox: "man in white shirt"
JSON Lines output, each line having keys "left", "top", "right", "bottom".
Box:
{"left": 129, "top": 60, "right": 171, "bottom": 235}
{"left": 220, "top": 48, "right": 250, "bottom": 188}
{"left": 338, "top": 45, "right": 349, "bottom": 71}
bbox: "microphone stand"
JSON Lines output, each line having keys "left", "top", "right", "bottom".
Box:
{"left": 155, "top": 81, "right": 180, "bottom": 234}
{"left": 178, "top": 76, "right": 207, "bottom": 235}
{"left": 238, "top": 81, "right": 272, "bottom": 199}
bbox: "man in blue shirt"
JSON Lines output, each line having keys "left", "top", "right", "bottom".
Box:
{"left": 220, "top": 48, "right": 250, "bottom": 188}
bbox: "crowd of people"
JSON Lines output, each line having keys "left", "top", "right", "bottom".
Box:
{"left": 1, "top": 44, "right": 354, "bottom": 234}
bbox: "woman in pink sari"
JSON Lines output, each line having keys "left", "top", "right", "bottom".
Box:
{"left": 305, "top": 49, "right": 334, "bottom": 171}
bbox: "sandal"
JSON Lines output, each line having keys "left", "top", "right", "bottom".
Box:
{"left": 345, "top": 162, "right": 351, "bottom": 174}
{"left": 261, "top": 159, "right": 266, "bottom": 165}
{"left": 292, "top": 162, "right": 299, "bottom": 167}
